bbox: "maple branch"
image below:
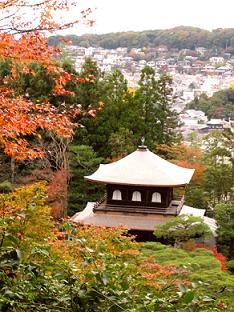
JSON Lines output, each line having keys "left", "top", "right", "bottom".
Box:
{"left": 17, "top": 0, "right": 52, "bottom": 7}
{"left": 0, "top": 13, "right": 15, "bottom": 23}
{"left": 0, "top": 1, "right": 93, "bottom": 34}
{"left": 2, "top": 19, "right": 84, "bottom": 34}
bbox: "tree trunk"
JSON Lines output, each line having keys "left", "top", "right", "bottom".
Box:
{"left": 10, "top": 157, "right": 15, "bottom": 187}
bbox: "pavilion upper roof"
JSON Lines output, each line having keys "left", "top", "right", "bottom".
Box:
{"left": 85, "top": 147, "right": 195, "bottom": 187}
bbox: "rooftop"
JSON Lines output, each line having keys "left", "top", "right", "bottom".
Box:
{"left": 85, "top": 147, "right": 195, "bottom": 187}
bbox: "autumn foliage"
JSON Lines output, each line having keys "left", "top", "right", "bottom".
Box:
{"left": 0, "top": 1, "right": 94, "bottom": 34}
{"left": 0, "top": 33, "right": 77, "bottom": 159}
{"left": 0, "top": 86, "right": 76, "bottom": 159}
{"left": 47, "top": 168, "right": 68, "bottom": 218}
{"left": 196, "top": 244, "right": 227, "bottom": 271}
{"left": 0, "top": 183, "right": 230, "bottom": 310}
{"left": 0, "top": 1, "right": 95, "bottom": 160}
{"left": 155, "top": 144, "right": 206, "bottom": 185}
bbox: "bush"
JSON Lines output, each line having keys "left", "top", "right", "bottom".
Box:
{"left": 0, "top": 184, "right": 230, "bottom": 311}
{"left": 0, "top": 180, "right": 12, "bottom": 193}
{"left": 227, "top": 260, "right": 234, "bottom": 273}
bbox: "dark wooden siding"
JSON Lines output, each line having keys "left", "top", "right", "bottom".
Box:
{"left": 106, "top": 184, "right": 173, "bottom": 208}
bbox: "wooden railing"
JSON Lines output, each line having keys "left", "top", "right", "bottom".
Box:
{"left": 94, "top": 195, "right": 185, "bottom": 216}
{"left": 176, "top": 195, "right": 185, "bottom": 214}
{"left": 93, "top": 193, "right": 107, "bottom": 211}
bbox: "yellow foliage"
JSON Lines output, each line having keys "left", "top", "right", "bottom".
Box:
{"left": 0, "top": 182, "right": 54, "bottom": 252}
{"left": 128, "top": 86, "right": 136, "bottom": 94}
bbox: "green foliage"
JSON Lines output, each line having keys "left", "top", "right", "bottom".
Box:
{"left": 0, "top": 184, "right": 227, "bottom": 311}
{"left": 0, "top": 57, "right": 82, "bottom": 112}
{"left": 227, "top": 260, "right": 234, "bottom": 273}
{"left": 77, "top": 65, "right": 180, "bottom": 158}
{"left": 0, "top": 183, "right": 53, "bottom": 253}
{"left": 135, "top": 67, "right": 180, "bottom": 148}
{"left": 68, "top": 145, "right": 104, "bottom": 215}
{"left": 187, "top": 88, "right": 234, "bottom": 119}
{"left": 108, "top": 127, "right": 136, "bottom": 158}
{"left": 48, "top": 26, "right": 234, "bottom": 51}
{"left": 77, "top": 57, "right": 104, "bottom": 112}
{"left": 185, "top": 186, "right": 209, "bottom": 209}
{"left": 142, "top": 242, "right": 234, "bottom": 310}
{"left": 0, "top": 180, "right": 12, "bottom": 193}
{"left": 73, "top": 58, "right": 106, "bottom": 152}
{"left": 0, "top": 58, "right": 12, "bottom": 80}
{"left": 202, "top": 131, "right": 233, "bottom": 206}
{"left": 215, "top": 202, "right": 234, "bottom": 259}
{"left": 154, "top": 215, "right": 211, "bottom": 245}
{"left": 12, "top": 62, "right": 56, "bottom": 102}
{"left": 83, "top": 69, "right": 135, "bottom": 157}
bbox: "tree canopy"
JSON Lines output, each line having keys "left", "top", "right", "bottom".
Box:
{"left": 215, "top": 201, "right": 234, "bottom": 259}
{"left": 75, "top": 62, "right": 181, "bottom": 158}
{"left": 48, "top": 26, "right": 234, "bottom": 51}
{"left": 187, "top": 88, "right": 234, "bottom": 119}
{"left": 154, "top": 215, "right": 211, "bottom": 245}
{"left": 0, "top": 1, "right": 95, "bottom": 160}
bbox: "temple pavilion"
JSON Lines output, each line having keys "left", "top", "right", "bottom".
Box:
{"left": 72, "top": 144, "right": 197, "bottom": 237}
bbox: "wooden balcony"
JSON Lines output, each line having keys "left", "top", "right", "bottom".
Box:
{"left": 93, "top": 196, "right": 184, "bottom": 216}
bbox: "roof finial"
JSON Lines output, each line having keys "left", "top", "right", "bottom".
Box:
{"left": 138, "top": 136, "right": 147, "bottom": 150}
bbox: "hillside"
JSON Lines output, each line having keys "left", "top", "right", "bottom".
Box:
{"left": 48, "top": 26, "right": 234, "bottom": 50}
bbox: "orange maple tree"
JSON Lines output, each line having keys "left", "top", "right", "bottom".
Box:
{"left": 0, "top": 0, "right": 94, "bottom": 160}
{"left": 155, "top": 144, "right": 206, "bottom": 185}
{"left": 0, "top": 1, "right": 94, "bottom": 34}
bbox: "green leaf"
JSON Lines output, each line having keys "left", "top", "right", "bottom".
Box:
{"left": 183, "top": 291, "right": 194, "bottom": 304}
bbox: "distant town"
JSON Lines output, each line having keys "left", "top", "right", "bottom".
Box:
{"left": 64, "top": 43, "right": 234, "bottom": 140}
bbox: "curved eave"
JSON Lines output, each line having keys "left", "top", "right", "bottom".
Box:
{"left": 84, "top": 176, "right": 192, "bottom": 187}
{"left": 84, "top": 149, "right": 195, "bottom": 187}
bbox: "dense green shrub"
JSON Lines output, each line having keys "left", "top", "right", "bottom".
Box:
{"left": 0, "top": 180, "right": 12, "bottom": 193}
{"left": 1, "top": 184, "right": 232, "bottom": 311}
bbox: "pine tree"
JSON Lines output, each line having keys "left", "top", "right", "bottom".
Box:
{"left": 68, "top": 145, "right": 104, "bottom": 215}
{"left": 134, "top": 66, "right": 181, "bottom": 149}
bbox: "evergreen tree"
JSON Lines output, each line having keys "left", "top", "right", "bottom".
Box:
{"left": 77, "top": 65, "right": 181, "bottom": 158}
{"left": 215, "top": 201, "right": 234, "bottom": 258}
{"left": 134, "top": 66, "right": 161, "bottom": 148}
{"left": 12, "top": 62, "right": 56, "bottom": 102}
{"left": 202, "top": 131, "right": 233, "bottom": 206}
{"left": 81, "top": 69, "right": 135, "bottom": 158}
{"left": 0, "top": 58, "right": 12, "bottom": 81}
{"left": 77, "top": 57, "right": 104, "bottom": 112}
{"left": 157, "top": 75, "right": 181, "bottom": 144}
{"left": 154, "top": 215, "right": 211, "bottom": 246}
{"left": 68, "top": 145, "right": 104, "bottom": 215}
{"left": 73, "top": 58, "right": 105, "bottom": 146}
{"left": 134, "top": 66, "right": 180, "bottom": 149}
{"left": 187, "top": 88, "right": 234, "bottom": 119}
{"left": 108, "top": 127, "right": 136, "bottom": 159}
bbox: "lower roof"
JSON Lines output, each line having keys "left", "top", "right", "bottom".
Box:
{"left": 71, "top": 202, "right": 216, "bottom": 235}
{"left": 71, "top": 202, "right": 171, "bottom": 231}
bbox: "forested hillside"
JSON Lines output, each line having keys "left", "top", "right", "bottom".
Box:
{"left": 48, "top": 26, "right": 234, "bottom": 50}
